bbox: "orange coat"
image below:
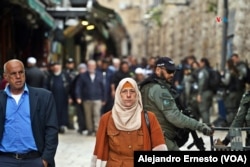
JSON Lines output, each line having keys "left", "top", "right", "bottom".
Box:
{"left": 91, "top": 111, "right": 165, "bottom": 167}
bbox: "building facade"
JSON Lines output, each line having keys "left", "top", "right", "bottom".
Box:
{"left": 99, "top": 0, "right": 249, "bottom": 68}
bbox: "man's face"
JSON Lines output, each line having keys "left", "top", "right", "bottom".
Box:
{"left": 120, "top": 87, "right": 137, "bottom": 107}
{"left": 53, "top": 64, "right": 62, "bottom": 73}
{"left": 4, "top": 60, "right": 25, "bottom": 94}
{"left": 231, "top": 56, "right": 238, "bottom": 65}
{"left": 88, "top": 62, "right": 96, "bottom": 73}
{"left": 101, "top": 62, "right": 109, "bottom": 70}
{"left": 121, "top": 63, "right": 129, "bottom": 73}
{"left": 148, "top": 58, "right": 155, "bottom": 67}
{"left": 155, "top": 67, "right": 175, "bottom": 83}
{"left": 199, "top": 61, "right": 205, "bottom": 68}
{"left": 135, "top": 73, "right": 145, "bottom": 82}
{"left": 66, "top": 62, "right": 74, "bottom": 69}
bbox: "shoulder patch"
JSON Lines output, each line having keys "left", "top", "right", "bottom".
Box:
{"left": 163, "top": 99, "right": 170, "bottom": 106}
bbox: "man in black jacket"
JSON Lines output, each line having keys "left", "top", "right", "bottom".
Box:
{"left": 0, "top": 59, "right": 58, "bottom": 167}
{"left": 25, "top": 57, "right": 44, "bottom": 88}
{"left": 75, "top": 59, "right": 106, "bottom": 136}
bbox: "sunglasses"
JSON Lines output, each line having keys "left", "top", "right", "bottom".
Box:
{"left": 166, "top": 69, "right": 176, "bottom": 74}
{"left": 160, "top": 67, "right": 175, "bottom": 74}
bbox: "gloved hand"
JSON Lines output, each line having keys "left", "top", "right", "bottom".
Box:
{"left": 198, "top": 123, "right": 214, "bottom": 136}
{"left": 222, "top": 137, "right": 230, "bottom": 146}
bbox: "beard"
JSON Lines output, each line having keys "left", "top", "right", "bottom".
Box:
{"left": 160, "top": 71, "right": 173, "bottom": 83}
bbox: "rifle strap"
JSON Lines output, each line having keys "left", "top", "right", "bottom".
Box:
{"left": 144, "top": 110, "right": 152, "bottom": 148}
{"left": 144, "top": 110, "right": 150, "bottom": 134}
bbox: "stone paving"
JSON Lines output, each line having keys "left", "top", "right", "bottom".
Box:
{"left": 55, "top": 130, "right": 96, "bottom": 167}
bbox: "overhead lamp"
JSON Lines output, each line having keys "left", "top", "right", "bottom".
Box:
{"left": 86, "top": 25, "right": 95, "bottom": 30}
{"left": 81, "top": 20, "right": 89, "bottom": 26}
{"left": 65, "top": 18, "right": 79, "bottom": 26}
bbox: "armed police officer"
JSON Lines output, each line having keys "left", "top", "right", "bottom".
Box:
{"left": 216, "top": 90, "right": 250, "bottom": 147}
{"left": 140, "top": 57, "right": 213, "bottom": 151}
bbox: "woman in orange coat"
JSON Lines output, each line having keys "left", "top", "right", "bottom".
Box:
{"left": 91, "top": 77, "right": 167, "bottom": 167}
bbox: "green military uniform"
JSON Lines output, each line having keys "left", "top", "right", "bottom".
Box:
{"left": 140, "top": 77, "right": 208, "bottom": 150}
{"left": 223, "top": 90, "right": 250, "bottom": 145}
{"left": 197, "top": 67, "right": 214, "bottom": 124}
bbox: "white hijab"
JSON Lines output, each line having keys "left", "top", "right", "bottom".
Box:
{"left": 112, "top": 78, "right": 143, "bottom": 131}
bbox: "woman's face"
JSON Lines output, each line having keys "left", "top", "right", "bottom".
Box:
{"left": 120, "top": 87, "right": 137, "bottom": 107}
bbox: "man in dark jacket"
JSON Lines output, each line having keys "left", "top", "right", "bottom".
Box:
{"left": 75, "top": 59, "right": 106, "bottom": 136}
{"left": 97, "top": 59, "right": 114, "bottom": 114}
{"left": 0, "top": 59, "right": 58, "bottom": 167}
{"left": 25, "top": 57, "right": 44, "bottom": 88}
{"left": 44, "top": 62, "right": 71, "bottom": 134}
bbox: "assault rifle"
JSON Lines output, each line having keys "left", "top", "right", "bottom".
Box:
{"left": 170, "top": 87, "right": 206, "bottom": 151}
{"left": 182, "top": 109, "right": 206, "bottom": 151}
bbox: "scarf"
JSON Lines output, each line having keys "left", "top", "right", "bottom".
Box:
{"left": 112, "top": 78, "right": 143, "bottom": 131}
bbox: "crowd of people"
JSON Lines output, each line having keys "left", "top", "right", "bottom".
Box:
{"left": 0, "top": 53, "right": 249, "bottom": 166}
{"left": 0, "top": 54, "right": 249, "bottom": 136}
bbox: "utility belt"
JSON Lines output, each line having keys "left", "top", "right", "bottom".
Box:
{"left": 0, "top": 151, "right": 41, "bottom": 160}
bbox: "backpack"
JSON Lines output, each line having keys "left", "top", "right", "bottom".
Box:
{"left": 207, "top": 68, "right": 222, "bottom": 93}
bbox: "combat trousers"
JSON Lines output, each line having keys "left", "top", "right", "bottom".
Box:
{"left": 224, "top": 91, "right": 244, "bottom": 125}
{"left": 198, "top": 90, "right": 214, "bottom": 124}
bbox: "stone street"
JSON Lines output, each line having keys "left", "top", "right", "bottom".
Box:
{"left": 55, "top": 130, "right": 96, "bottom": 167}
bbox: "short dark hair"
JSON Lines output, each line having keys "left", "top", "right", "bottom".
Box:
{"left": 200, "top": 57, "right": 210, "bottom": 68}
{"left": 231, "top": 53, "right": 239, "bottom": 58}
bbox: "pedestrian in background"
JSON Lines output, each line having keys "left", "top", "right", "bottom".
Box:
{"left": 64, "top": 57, "right": 78, "bottom": 130}
{"left": 75, "top": 59, "right": 106, "bottom": 136}
{"left": 0, "top": 59, "right": 58, "bottom": 167}
{"left": 97, "top": 59, "right": 114, "bottom": 115}
{"left": 144, "top": 56, "right": 156, "bottom": 77}
{"left": 91, "top": 78, "right": 167, "bottom": 167}
{"left": 197, "top": 57, "right": 214, "bottom": 124}
{"left": 70, "top": 63, "right": 87, "bottom": 134}
{"left": 44, "top": 61, "right": 71, "bottom": 134}
{"left": 220, "top": 59, "right": 242, "bottom": 126}
{"left": 25, "top": 57, "right": 44, "bottom": 88}
{"left": 134, "top": 67, "right": 146, "bottom": 84}
{"left": 188, "top": 60, "right": 201, "bottom": 121}
{"left": 140, "top": 57, "right": 213, "bottom": 151}
{"left": 111, "top": 61, "right": 134, "bottom": 98}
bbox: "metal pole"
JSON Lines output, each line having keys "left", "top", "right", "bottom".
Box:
{"left": 221, "top": 0, "right": 228, "bottom": 71}
{"left": 145, "top": 23, "right": 149, "bottom": 57}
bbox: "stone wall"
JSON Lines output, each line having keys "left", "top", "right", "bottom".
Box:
{"left": 150, "top": 0, "right": 223, "bottom": 67}
{"left": 98, "top": 0, "right": 249, "bottom": 67}
{"left": 234, "top": 0, "right": 250, "bottom": 63}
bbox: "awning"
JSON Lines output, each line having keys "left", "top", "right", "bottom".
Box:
{"left": 46, "top": 0, "right": 129, "bottom": 56}
{"left": 10, "top": 0, "right": 56, "bottom": 29}
{"left": 27, "top": 0, "right": 55, "bottom": 29}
